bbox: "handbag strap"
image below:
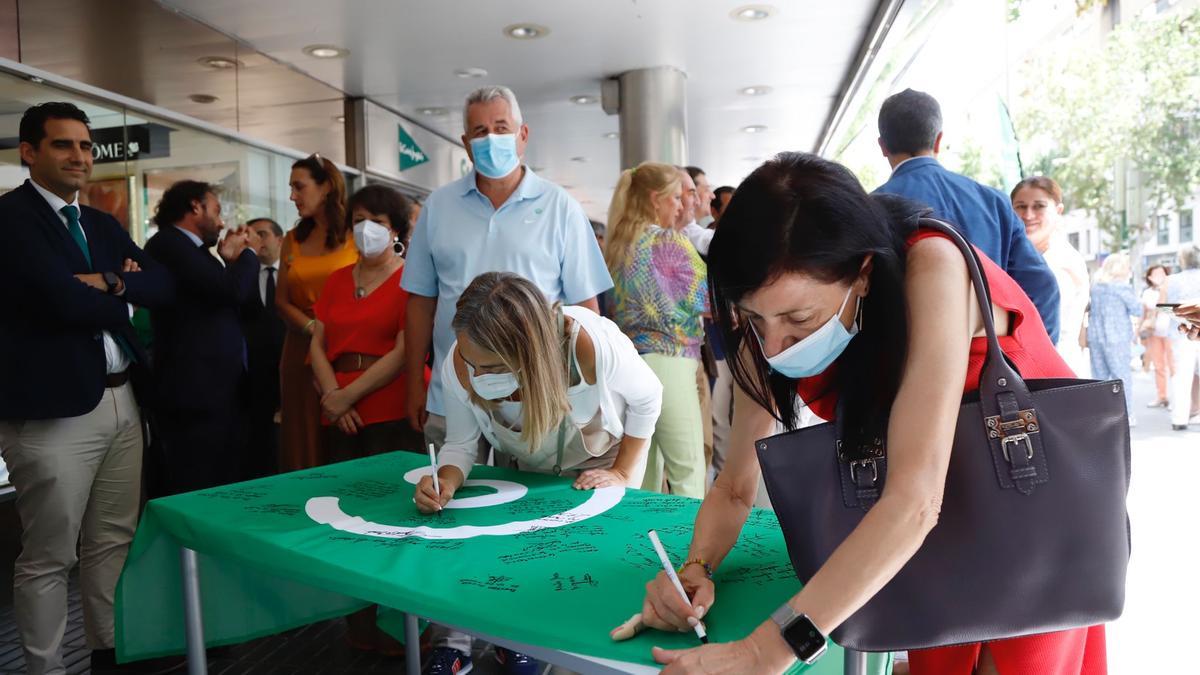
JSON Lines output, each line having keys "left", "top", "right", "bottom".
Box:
{"left": 914, "top": 219, "right": 1047, "bottom": 495}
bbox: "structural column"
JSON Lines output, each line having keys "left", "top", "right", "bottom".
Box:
{"left": 604, "top": 66, "right": 688, "bottom": 170}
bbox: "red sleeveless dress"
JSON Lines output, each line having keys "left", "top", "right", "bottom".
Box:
{"left": 795, "top": 231, "right": 1107, "bottom": 675}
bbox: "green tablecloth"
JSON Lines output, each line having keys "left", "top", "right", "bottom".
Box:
{"left": 115, "top": 451, "right": 888, "bottom": 672}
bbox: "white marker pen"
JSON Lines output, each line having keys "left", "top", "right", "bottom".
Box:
{"left": 647, "top": 530, "right": 708, "bottom": 644}
{"left": 428, "top": 443, "right": 441, "bottom": 514}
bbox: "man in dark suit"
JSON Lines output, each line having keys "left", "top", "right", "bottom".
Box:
{"left": 144, "top": 181, "right": 260, "bottom": 497}
{"left": 240, "top": 217, "right": 286, "bottom": 478}
{"left": 874, "top": 88, "right": 1061, "bottom": 341}
{"left": 0, "top": 102, "right": 173, "bottom": 674}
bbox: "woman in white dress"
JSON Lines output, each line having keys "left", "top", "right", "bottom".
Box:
{"left": 1012, "top": 176, "right": 1090, "bottom": 375}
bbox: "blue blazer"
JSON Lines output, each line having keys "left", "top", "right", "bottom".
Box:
{"left": 875, "top": 157, "right": 1061, "bottom": 341}
{"left": 145, "top": 226, "right": 259, "bottom": 414}
{"left": 0, "top": 180, "right": 173, "bottom": 420}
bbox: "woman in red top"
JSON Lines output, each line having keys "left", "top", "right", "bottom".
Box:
{"left": 311, "top": 185, "right": 426, "bottom": 463}
{"left": 632, "top": 153, "right": 1106, "bottom": 674}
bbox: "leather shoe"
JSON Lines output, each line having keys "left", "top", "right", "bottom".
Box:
{"left": 91, "top": 648, "right": 187, "bottom": 674}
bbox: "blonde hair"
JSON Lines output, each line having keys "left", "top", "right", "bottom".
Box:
{"left": 604, "top": 161, "right": 680, "bottom": 274}
{"left": 1095, "top": 252, "right": 1131, "bottom": 284}
{"left": 452, "top": 272, "right": 569, "bottom": 451}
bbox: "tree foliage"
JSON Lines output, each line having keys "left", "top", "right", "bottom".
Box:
{"left": 1014, "top": 8, "right": 1200, "bottom": 250}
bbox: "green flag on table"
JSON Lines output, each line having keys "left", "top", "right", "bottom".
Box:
{"left": 115, "top": 452, "right": 889, "bottom": 673}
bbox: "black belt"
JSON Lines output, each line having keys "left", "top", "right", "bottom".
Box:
{"left": 105, "top": 370, "right": 131, "bottom": 388}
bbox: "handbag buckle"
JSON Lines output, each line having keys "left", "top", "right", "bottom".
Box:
{"left": 849, "top": 458, "right": 879, "bottom": 485}
{"left": 1001, "top": 433, "right": 1035, "bottom": 462}
{"left": 984, "top": 409, "right": 1039, "bottom": 440}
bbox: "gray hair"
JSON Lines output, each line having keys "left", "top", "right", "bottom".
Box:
{"left": 463, "top": 86, "right": 524, "bottom": 134}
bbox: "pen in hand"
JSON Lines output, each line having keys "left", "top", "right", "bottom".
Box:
{"left": 428, "top": 443, "right": 441, "bottom": 516}
{"left": 647, "top": 529, "right": 708, "bottom": 644}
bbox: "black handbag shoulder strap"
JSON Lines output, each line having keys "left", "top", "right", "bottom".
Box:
{"left": 914, "top": 218, "right": 1047, "bottom": 495}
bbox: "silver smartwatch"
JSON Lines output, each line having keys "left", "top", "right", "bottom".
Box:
{"left": 770, "top": 604, "right": 828, "bottom": 665}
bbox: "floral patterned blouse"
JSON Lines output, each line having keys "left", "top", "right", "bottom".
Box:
{"left": 610, "top": 225, "right": 708, "bottom": 359}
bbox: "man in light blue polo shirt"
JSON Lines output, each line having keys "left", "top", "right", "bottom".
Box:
{"left": 401, "top": 85, "right": 612, "bottom": 675}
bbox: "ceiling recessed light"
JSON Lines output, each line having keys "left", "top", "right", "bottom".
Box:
{"left": 303, "top": 44, "right": 349, "bottom": 59}
{"left": 334, "top": 115, "right": 345, "bottom": 123}
{"left": 455, "top": 67, "right": 489, "bottom": 79}
{"left": 189, "top": 94, "right": 218, "bottom": 104}
{"left": 417, "top": 107, "right": 449, "bottom": 116}
{"left": 504, "top": 23, "right": 550, "bottom": 39}
{"left": 739, "top": 85, "right": 773, "bottom": 96}
{"left": 198, "top": 56, "right": 242, "bottom": 70}
{"left": 530, "top": 165, "right": 545, "bottom": 172}
{"left": 731, "top": 5, "right": 776, "bottom": 21}
{"left": 570, "top": 95, "right": 598, "bottom": 105}
{"left": 571, "top": 156, "right": 588, "bottom": 163}
{"left": 741, "top": 124, "right": 768, "bottom": 134}
{"left": 28, "top": 76, "right": 44, "bottom": 84}
{"left": 561, "top": 184, "right": 574, "bottom": 190}
{"left": 603, "top": 132, "right": 619, "bottom": 139}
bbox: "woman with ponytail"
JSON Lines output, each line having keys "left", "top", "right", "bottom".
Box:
{"left": 606, "top": 162, "right": 709, "bottom": 498}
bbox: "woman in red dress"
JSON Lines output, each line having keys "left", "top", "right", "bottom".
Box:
{"left": 630, "top": 153, "right": 1107, "bottom": 674}
{"left": 312, "top": 185, "right": 427, "bottom": 462}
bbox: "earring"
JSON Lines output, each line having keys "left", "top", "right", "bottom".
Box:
{"left": 393, "top": 239, "right": 406, "bottom": 257}
{"left": 855, "top": 295, "right": 865, "bottom": 331}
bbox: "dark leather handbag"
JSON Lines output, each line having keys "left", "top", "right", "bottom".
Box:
{"left": 756, "top": 219, "right": 1131, "bottom": 652}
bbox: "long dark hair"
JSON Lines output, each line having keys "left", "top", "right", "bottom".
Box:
{"left": 708, "top": 152, "right": 924, "bottom": 459}
{"left": 292, "top": 154, "right": 348, "bottom": 250}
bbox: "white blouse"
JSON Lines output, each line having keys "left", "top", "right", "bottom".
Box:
{"left": 438, "top": 305, "right": 663, "bottom": 478}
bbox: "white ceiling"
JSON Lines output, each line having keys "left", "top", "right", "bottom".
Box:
{"left": 161, "top": 0, "right": 879, "bottom": 218}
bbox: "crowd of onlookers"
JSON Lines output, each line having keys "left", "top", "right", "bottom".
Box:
{"left": 4, "top": 83, "right": 1200, "bottom": 675}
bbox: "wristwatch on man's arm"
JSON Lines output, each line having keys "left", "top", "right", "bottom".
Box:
{"left": 102, "top": 271, "right": 124, "bottom": 296}
{"left": 770, "top": 603, "right": 828, "bottom": 665}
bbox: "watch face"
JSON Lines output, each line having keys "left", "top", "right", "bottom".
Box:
{"left": 782, "top": 615, "right": 827, "bottom": 664}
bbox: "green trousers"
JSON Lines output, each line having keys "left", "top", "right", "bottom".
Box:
{"left": 640, "top": 353, "right": 706, "bottom": 498}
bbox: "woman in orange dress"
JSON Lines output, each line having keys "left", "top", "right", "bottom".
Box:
{"left": 275, "top": 154, "right": 357, "bottom": 472}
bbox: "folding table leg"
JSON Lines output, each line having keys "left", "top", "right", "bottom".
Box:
{"left": 844, "top": 648, "right": 869, "bottom": 675}
{"left": 404, "top": 613, "right": 420, "bottom": 674}
{"left": 180, "top": 547, "right": 208, "bottom": 675}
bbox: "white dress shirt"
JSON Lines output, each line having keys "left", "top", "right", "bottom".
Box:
{"left": 259, "top": 261, "right": 280, "bottom": 306}
{"left": 31, "top": 179, "right": 131, "bottom": 374}
{"left": 681, "top": 219, "right": 714, "bottom": 256}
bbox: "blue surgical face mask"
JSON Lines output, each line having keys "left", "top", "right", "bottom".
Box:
{"left": 467, "top": 362, "right": 520, "bottom": 400}
{"left": 469, "top": 133, "right": 520, "bottom": 179}
{"left": 753, "top": 286, "right": 860, "bottom": 379}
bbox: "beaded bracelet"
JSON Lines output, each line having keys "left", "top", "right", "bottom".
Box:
{"left": 678, "top": 559, "right": 714, "bottom": 579}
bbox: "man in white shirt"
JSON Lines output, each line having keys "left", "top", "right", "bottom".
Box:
{"left": 0, "top": 102, "right": 173, "bottom": 674}
{"left": 679, "top": 166, "right": 714, "bottom": 256}
{"left": 686, "top": 166, "right": 717, "bottom": 228}
{"left": 241, "top": 218, "right": 286, "bottom": 478}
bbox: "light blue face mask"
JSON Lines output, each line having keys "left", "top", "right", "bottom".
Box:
{"left": 753, "top": 286, "right": 861, "bottom": 379}
{"left": 467, "top": 362, "right": 520, "bottom": 400}
{"left": 469, "top": 133, "right": 520, "bottom": 179}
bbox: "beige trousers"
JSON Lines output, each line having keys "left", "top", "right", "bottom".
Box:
{"left": 0, "top": 383, "right": 142, "bottom": 675}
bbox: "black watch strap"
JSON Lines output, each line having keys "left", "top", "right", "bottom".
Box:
{"left": 770, "top": 604, "right": 828, "bottom": 665}
{"left": 103, "top": 271, "right": 121, "bottom": 294}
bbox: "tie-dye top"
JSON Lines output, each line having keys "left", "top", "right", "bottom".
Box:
{"left": 610, "top": 225, "right": 708, "bottom": 358}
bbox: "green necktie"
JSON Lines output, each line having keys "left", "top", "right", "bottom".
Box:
{"left": 61, "top": 204, "right": 139, "bottom": 364}
{"left": 61, "top": 204, "right": 92, "bottom": 270}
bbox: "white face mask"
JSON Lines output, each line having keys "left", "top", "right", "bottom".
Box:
{"left": 353, "top": 219, "right": 393, "bottom": 258}
{"left": 467, "top": 363, "right": 520, "bottom": 401}
{"left": 752, "top": 286, "right": 860, "bottom": 379}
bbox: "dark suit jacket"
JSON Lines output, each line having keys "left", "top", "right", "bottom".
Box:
{"left": 145, "top": 226, "right": 259, "bottom": 413}
{"left": 240, "top": 264, "right": 285, "bottom": 418}
{"left": 875, "top": 157, "right": 1062, "bottom": 342}
{"left": 0, "top": 180, "right": 173, "bottom": 420}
